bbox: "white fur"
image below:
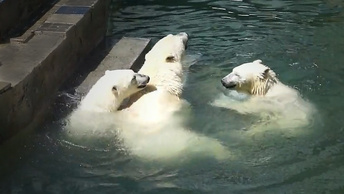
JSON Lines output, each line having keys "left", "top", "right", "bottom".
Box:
{"left": 115, "top": 113, "right": 230, "bottom": 161}
{"left": 122, "top": 32, "right": 189, "bottom": 124}
{"left": 79, "top": 69, "right": 148, "bottom": 112}
{"left": 66, "top": 69, "right": 149, "bottom": 136}
{"left": 212, "top": 59, "right": 316, "bottom": 132}
{"left": 118, "top": 33, "right": 230, "bottom": 160}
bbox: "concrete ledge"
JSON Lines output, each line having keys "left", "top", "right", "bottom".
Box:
{"left": 0, "top": 0, "right": 110, "bottom": 143}
{"left": 0, "top": 81, "right": 10, "bottom": 94}
{"left": 10, "top": 5, "right": 60, "bottom": 43}
{"left": 77, "top": 37, "right": 152, "bottom": 94}
{"left": 0, "top": 0, "right": 56, "bottom": 42}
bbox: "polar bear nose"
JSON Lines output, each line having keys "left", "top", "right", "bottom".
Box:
{"left": 221, "top": 78, "right": 226, "bottom": 85}
{"left": 144, "top": 75, "right": 150, "bottom": 83}
{"left": 135, "top": 73, "right": 150, "bottom": 88}
{"left": 178, "top": 32, "right": 189, "bottom": 48}
{"left": 178, "top": 32, "right": 188, "bottom": 38}
{"left": 221, "top": 78, "right": 229, "bottom": 87}
{"left": 221, "top": 77, "right": 236, "bottom": 89}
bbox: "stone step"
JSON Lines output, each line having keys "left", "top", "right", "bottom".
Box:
{"left": 0, "top": 81, "right": 10, "bottom": 94}
{"left": 0, "top": 0, "right": 111, "bottom": 143}
{"left": 77, "top": 37, "right": 152, "bottom": 95}
{"left": 0, "top": 0, "right": 56, "bottom": 42}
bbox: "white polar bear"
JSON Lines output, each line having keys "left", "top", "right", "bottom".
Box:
{"left": 116, "top": 33, "right": 230, "bottom": 161}
{"left": 121, "top": 32, "right": 189, "bottom": 124}
{"left": 77, "top": 69, "right": 150, "bottom": 112}
{"left": 66, "top": 69, "right": 150, "bottom": 137}
{"left": 212, "top": 59, "right": 316, "bottom": 132}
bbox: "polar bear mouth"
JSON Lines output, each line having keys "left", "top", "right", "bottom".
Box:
{"left": 137, "top": 84, "right": 147, "bottom": 89}
{"left": 224, "top": 84, "right": 236, "bottom": 89}
{"left": 223, "top": 84, "right": 236, "bottom": 89}
{"left": 221, "top": 79, "right": 237, "bottom": 89}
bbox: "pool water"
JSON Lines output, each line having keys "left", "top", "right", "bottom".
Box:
{"left": 1, "top": 0, "right": 344, "bottom": 193}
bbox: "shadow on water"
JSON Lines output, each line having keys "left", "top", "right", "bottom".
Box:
{"left": 1, "top": 0, "right": 344, "bottom": 193}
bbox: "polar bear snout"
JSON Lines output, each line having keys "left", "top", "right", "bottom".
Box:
{"left": 177, "top": 32, "right": 189, "bottom": 48}
{"left": 221, "top": 74, "right": 237, "bottom": 89}
{"left": 177, "top": 32, "right": 188, "bottom": 40}
{"left": 134, "top": 73, "right": 150, "bottom": 88}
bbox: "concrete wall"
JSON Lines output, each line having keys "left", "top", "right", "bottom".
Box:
{"left": 0, "top": 0, "right": 110, "bottom": 143}
{"left": 0, "top": 0, "right": 56, "bottom": 42}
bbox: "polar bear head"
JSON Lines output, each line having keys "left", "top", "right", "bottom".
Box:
{"left": 79, "top": 69, "right": 150, "bottom": 112}
{"left": 221, "top": 60, "right": 278, "bottom": 96}
{"left": 139, "top": 32, "right": 188, "bottom": 96}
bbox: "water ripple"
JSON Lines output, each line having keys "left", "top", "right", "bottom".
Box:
{"left": 2, "top": 0, "right": 344, "bottom": 193}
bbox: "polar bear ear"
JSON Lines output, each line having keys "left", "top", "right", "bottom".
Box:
{"left": 105, "top": 70, "right": 110, "bottom": 75}
{"left": 254, "top": 59, "right": 263, "bottom": 64}
{"left": 165, "top": 55, "right": 176, "bottom": 63}
{"left": 261, "top": 68, "right": 276, "bottom": 79}
{"left": 261, "top": 68, "right": 270, "bottom": 79}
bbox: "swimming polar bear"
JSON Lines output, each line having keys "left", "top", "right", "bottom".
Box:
{"left": 120, "top": 32, "right": 189, "bottom": 125}
{"left": 212, "top": 59, "right": 316, "bottom": 132}
{"left": 65, "top": 69, "right": 150, "bottom": 137}
{"left": 116, "top": 33, "right": 231, "bottom": 161}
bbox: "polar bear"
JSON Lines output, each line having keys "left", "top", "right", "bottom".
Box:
{"left": 115, "top": 33, "right": 230, "bottom": 161}
{"left": 121, "top": 32, "right": 189, "bottom": 124}
{"left": 77, "top": 69, "right": 149, "bottom": 112}
{"left": 65, "top": 69, "right": 150, "bottom": 136}
{"left": 212, "top": 59, "right": 316, "bottom": 132}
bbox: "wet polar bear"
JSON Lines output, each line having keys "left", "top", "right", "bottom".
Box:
{"left": 118, "top": 32, "right": 230, "bottom": 161}
{"left": 66, "top": 69, "right": 150, "bottom": 137}
{"left": 212, "top": 59, "right": 315, "bottom": 132}
{"left": 121, "top": 32, "right": 189, "bottom": 124}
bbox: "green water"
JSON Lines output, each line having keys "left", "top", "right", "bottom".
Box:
{"left": 1, "top": 0, "right": 344, "bottom": 193}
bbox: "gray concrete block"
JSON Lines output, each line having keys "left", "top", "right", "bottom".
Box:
{"left": 10, "top": 5, "right": 60, "bottom": 43}
{"left": 77, "top": 37, "right": 152, "bottom": 94}
{"left": 0, "top": 0, "right": 49, "bottom": 41}
{"left": 46, "top": 14, "right": 83, "bottom": 24}
{"left": 10, "top": 31, "right": 34, "bottom": 43}
{"left": 9, "top": 0, "right": 100, "bottom": 43}
{"left": 55, "top": 6, "right": 90, "bottom": 14}
{"left": 0, "top": 81, "right": 10, "bottom": 94}
{"left": 0, "top": 0, "right": 111, "bottom": 143}
{"left": 60, "top": 0, "right": 98, "bottom": 7}
{"left": 0, "top": 34, "right": 64, "bottom": 85}
{"left": 36, "top": 22, "right": 73, "bottom": 33}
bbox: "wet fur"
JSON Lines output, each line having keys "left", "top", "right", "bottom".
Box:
{"left": 213, "top": 60, "right": 316, "bottom": 133}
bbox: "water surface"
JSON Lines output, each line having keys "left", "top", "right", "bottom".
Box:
{"left": 1, "top": 0, "right": 344, "bottom": 193}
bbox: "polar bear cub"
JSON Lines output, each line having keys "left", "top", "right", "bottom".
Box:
{"left": 66, "top": 69, "right": 149, "bottom": 136}
{"left": 78, "top": 69, "right": 150, "bottom": 112}
{"left": 213, "top": 59, "right": 315, "bottom": 131}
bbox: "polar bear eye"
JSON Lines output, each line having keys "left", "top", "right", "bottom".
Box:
{"left": 165, "top": 56, "right": 175, "bottom": 63}
{"left": 112, "top": 86, "right": 117, "bottom": 91}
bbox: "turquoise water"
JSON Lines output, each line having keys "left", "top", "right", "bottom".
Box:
{"left": 1, "top": 0, "right": 344, "bottom": 193}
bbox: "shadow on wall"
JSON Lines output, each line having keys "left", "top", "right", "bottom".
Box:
{"left": 0, "top": 0, "right": 57, "bottom": 43}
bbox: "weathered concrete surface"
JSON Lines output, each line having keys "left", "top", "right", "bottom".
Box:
{"left": 77, "top": 37, "right": 152, "bottom": 94}
{"left": 0, "top": 81, "right": 10, "bottom": 94}
{"left": 0, "top": 0, "right": 110, "bottom": 143}
{"left": 10, "top": 4, "right": 61, "bottom": 43}
{"left": 0, "top": 0, "right": 56, "bottom": 42}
